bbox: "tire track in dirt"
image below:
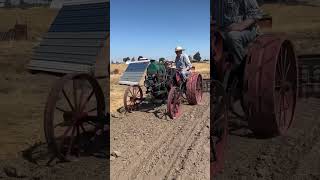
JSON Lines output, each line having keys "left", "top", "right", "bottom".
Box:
{"left": 110, "top": 93, "right": 210, "bottom": 180}
{"left": 216, "top": 98, "right": 320, "bottom": 180}
{"left": 130, "top": 96, "right": 209, "bottom": 179}
{"left": 166, "top": 109, "right": 210, "bottom": 180}
{"left": 111, "top": 106, "right": 198, "bottom": 179}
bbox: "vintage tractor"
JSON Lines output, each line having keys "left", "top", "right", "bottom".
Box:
{"left": 210, "top": 0, "right": 298, "bottom": 175}
{"left": 120, "top": 59, "right": 203, "bottom": 119}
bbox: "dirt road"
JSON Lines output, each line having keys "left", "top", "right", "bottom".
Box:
{"left": 216, "top": 98, "right": 320, "bottom": 180}
{"left": 110, "top": 93, "right": 210, "bottom": 180}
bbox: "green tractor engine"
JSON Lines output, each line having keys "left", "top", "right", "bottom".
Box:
{"left": 144, "top": 60, "right": 169, "bottom": 98}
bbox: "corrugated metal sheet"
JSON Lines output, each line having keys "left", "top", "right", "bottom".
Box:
{"left": 28, "top": 1, "right": 109, "bottom": 74}
{"left": 119, "top": 62, "right": 150, "bottom": 86}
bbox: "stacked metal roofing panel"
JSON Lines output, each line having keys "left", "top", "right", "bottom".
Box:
{"left": 28, "top": 0, "right": 109, "bottom": 74}
{"left": 119, "top": 61, "right": 150, "bottom": 86}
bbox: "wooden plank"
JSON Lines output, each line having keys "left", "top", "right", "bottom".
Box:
{"left": 28, "top": 60, "right": 93, "bottom": 72}
{"left": 49, "top": 23, "right": 108, "bottom": 32}
{"left": 28, "top": 66, "right": 90, "bottom": 74}
{"left": 63, "top": 0, "right": 108, "bottom": 6}
{"left": 62, "top": 2, "right": 108, "bottom": 10}
{"left": 56, "top": 8, "right": 107, "bottom": 18}
{"left": 33, "top": 52, "right": 95, "bottom": 62}
{"left": 53, "top": 16, "right": 107, "bottom": 25}
{"left": 44, "top": 32, "right": 107, "bottom": 39}
{"left": 34, "top": 46, "right": 100, "bottom": 56}
{"left": 32, "top": 54, "right": 96, "bottom": 65}
{"left": 40, "top": 38, "right": 104, "bottom": 47}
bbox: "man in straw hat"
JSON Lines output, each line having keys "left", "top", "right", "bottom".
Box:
{"left": 174, "top": 46, "right": 193, "bottom": 81}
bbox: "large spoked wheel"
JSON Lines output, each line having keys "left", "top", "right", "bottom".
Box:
{"left": 44, "top": 73, "right": 106, "bottom": 162}
{"left": 244, "top": 35, "right": 298, "bottom": 136}
{"left": 186, "top": 73, "right": 203, "bottom": 105}
{"left": 273, "top": 40, "right": 297, "bottom": 134}
{"left": 167, "top": 86, "right": 182, "bottom": 119}
{"left": 211, "top": 80, "right": 228, "bottom": 176}
{"left": 123, "top": 86, "right": 143, "bottom": 112}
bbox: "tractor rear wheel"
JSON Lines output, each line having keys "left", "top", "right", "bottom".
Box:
{"left": 243, "top": 35, "right": 298, "bottom": 137}
{"left": 186, "top": 73, "right": 203, "bottom": 105}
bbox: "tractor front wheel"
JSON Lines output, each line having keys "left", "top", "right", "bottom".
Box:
{"left": 167, "top": 87, "right": 182, "bottom": 119}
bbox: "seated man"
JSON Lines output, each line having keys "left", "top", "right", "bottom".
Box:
{"left": 221, "top": 0, "right": 262, "bottom": 87}
{"left": 174, "top": 46, "right": 192, "bottom": 81}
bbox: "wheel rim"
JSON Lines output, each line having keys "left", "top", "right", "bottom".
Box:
{"left": 274, "top": 41, "right": 297, "bottom": 133}
{"left": 44, "top": 73, "right": 105, "bottom": 161}
{"left": 168, "top": 87, "right": 182, "bottom": 119}
{"left": 124, "top": 86, "right": 143, "bottom": 112}
{"left": 196, "top": 75, "right": 203, "bottom": 103}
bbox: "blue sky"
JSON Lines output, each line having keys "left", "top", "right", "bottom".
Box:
{"left": 110, "top": 0, "right": 210, "bottom": 62}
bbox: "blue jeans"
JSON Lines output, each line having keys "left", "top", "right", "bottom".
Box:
{"left": 222, "top": 28, "right": 257, "bottom": 65}
{"left": 181, "top": 70, "right": 191, "bottom": 81}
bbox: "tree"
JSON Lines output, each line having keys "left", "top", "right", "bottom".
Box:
{"left": 131, "top": 57, "right": 136, "bottom": 62}
{"left": 193, "top": 52, "right": 202, "bottom": 62}
{"left": 123, "top": 57, "right": 130, "bottom": 63}
{"left": 159, "top": 57, "right": 165, "bottom": 62}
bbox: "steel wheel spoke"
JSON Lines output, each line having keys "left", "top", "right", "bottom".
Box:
{"left": 63, "top": 89, "right": 74, "bottom": 111}
{"left": 80, "top": 90, "right": 94, "bottom": 112}
{"left": 284, "top": 50, "right": 291, "bottom": 80}
{"left": 80, "top": 124, "right": 86, "bottom": 133}
{"left": 56, "top": 106, "right": 67, "bottom": 113}
{"left": 59, "top": 124, "right": 74, "bottom": 151}
{"left": 86, "top": 121, "right": 97, "bottom": 127}
{"left": 54, "top": 122, "right": 65, "bottom": 128}
{"left": 129, "top": 88, "right": 133, "bottom": 96}
{"left": 67, "top": 126, "right": 76, "bottom": 155}
{"left": 73, "top": 80, "right": 78, "bottom": 111}
{"left": 78, "top": 84, "right": 85, "bottom": 112}
{"left": 88, "top": 107, "right": 97, "bottom": 112}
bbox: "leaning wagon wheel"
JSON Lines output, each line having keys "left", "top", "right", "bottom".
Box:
{"left": 167, "top": 86, "right": 182, "bottom": 119}
{"left": 44, "top": 73, "right": 106, "bottom": 162}
{"left": 123, "top": 86, "right": 143, "bottom": 112}
{"left": 243, "top": 35, "right": 298, "bottom": 137}
{"left": 186, "top": 73, "right": 203, "bottom": 105}
{"left": 211, "top": 80, "right": 228, "bottom": 176}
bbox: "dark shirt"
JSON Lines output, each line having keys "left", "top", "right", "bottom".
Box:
{"left": 223, "top": 0, "right": 262, "bottom": 28}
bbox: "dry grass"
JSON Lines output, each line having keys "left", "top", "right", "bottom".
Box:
{"left": 261, "top": 4, "right": 320, "bottom": 33}
{"left": 110, "top": 63, "right": 210, "bottom": 112}
{"left": 0, "top": 7, "right": 57, "bottom": 41}
{"left": 260, "top": 3, "right": 320, "bottom": 54}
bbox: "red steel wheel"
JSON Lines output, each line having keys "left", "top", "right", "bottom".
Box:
{"left": 186, "top": 73, "right": 203, "bottom": 105}
{"left": 211, "top": 80, "right": 228, "bottom": 176}
{"left": 44, "top": 73, "right": 105, "bottom": 161}
{"left": 123, "top": 86, "right": 143, "bottom": 112}
{"left": 243, "top": 35, "right": 298, "bottom": 137}
{"left": 167, "top": 86, "right": 182, "bottom": 119}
